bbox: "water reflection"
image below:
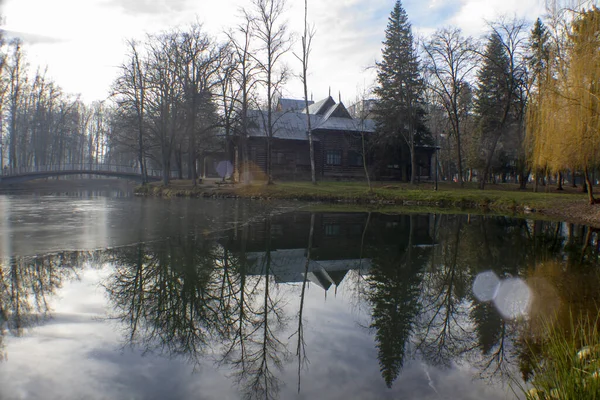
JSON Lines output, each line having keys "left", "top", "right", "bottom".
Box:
{"left": 1, "top": 211, "right": 598, "bottom": 399}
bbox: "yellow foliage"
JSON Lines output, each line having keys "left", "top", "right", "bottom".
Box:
{"left": 529, "top": 7, "right": 600, "bottom": 173}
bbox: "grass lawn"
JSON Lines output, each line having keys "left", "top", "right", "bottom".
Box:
{"left": 231, "top": 180, "right": 587, "bottom": 211}
{"left": 137, "top": 178, "right": 589, "bottom": 214}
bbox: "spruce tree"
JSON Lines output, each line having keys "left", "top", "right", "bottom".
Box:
{"left": 374, "top": 0, "right": 427, "bottom": 184}
{"left": 473, "top": 33, "right": 512, "bottom": 189}
{"left": 528, "top": 18, "right": 550, "bottom": 84}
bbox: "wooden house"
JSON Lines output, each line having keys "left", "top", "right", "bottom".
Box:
{"left": 244, "top": 97, "right": 435, "bottom": 181}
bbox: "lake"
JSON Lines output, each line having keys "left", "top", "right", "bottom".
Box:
{"left": 0, "top": 190, "right": 597, "bottom": 400}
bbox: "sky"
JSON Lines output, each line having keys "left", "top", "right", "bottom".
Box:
{"left": 0, "top": 0, "right": 547, "bottom": 105}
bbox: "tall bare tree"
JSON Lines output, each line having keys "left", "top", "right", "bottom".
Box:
{"left": 226, "top": 14, "right": 261, "bottom": 184}
{"left": 249, "top": 0, "right": 292, "bottom": 185}
{"left": 423, "top": 28, "right": 479, "bottom": 187}
{"left": 294, "top": 0, "right": 317, "bottom": 184}
{"left": 7, "top": 39, "right": 26, "bottom": 170}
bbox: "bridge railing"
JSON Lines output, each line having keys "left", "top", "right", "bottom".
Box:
{"left": 0, "top": 164, "right": 165, "bottom": 178}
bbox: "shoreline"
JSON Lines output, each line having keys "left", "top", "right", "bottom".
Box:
{"left": 134, "top": 180, "right": 598, "bottom": 227}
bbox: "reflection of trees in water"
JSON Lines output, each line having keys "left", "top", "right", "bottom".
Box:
{"left": 105, "top": 219, "right": 289, "bottom": 400}
{"left": 364, "top": 214, "right": 595, "bottom": 388}
{"left": 288, "top": 213, "right": 314, "bottom": 394}
{"left": 225, "top": 218, "right": 289, "bottom": 400}
{"left": 0, "top": 251, "right": 89, "bottom": 359}
{"left": 415, "top": 216, "right": 476, "bottom": 368}
{"left": 105, "top": 235, "right": 237, "bottom": 365}
{"left": 367, "top": 214, "right": 429, "bottom": 387}
{"left": 100, "top": 212, "right": 598, "bottom": 395}
{"left": 516, "top": 227, "right": 600, "bottom": 383}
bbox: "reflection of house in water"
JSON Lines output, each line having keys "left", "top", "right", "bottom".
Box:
{"left": 246, "top": 249, "right": 370, "bottom": 291}
{"left": 226, "top": 212, "right": 436, "bottom": 292}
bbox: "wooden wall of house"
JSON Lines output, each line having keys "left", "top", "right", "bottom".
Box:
{"left": 247, "top": 138, "right": 322, "bottom": 181}
{"left": 313, "top": 130, "right": 368, "bottom": 180}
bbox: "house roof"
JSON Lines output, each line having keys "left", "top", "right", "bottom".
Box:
{"left": 247, "top": 110, "right": 322, "bottom": 141}
{"left": 247, "top": 97, "right": 376, "bottom": 140}
{"left": 306, "top": 96, "right": 336, "bottom": 115}
{"left": 315, "top": 116, "right": 375, "bottom": 132}
{"left": 277, "top": 98, "right": 313, "bottom": 112}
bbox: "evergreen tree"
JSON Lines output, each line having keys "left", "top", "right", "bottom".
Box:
{"left": 473, "top": 33, "right": 513, "bottom": 189}
{"left": 528, "top": 18, "right": 550, "bottom": 84}
{"left": 374, "top": 0, "right": 427, "bottom": 184}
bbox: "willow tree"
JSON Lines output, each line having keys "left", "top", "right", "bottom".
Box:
{"left": 529, "top": 8, "right": 600, "bottom": 204}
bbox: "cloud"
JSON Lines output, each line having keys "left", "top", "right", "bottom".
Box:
{"left": 2, "top": 29, "right": 64, "bottom": 44}
{"left": 107, "top": 0, "right": 191, "bottom": 16}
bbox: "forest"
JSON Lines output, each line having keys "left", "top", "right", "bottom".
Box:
{"left": 0, "top": 0, "right": 598, "bottom": 199}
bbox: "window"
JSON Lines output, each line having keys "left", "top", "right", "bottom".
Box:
{"left": 325, "top": 224, "right": 341, "bottom": 237}
{"left": 348, "top": 150, "right": 363, "bottom": 167}
{"left": 326, "top": 150, "right": 342, "bottom": 166}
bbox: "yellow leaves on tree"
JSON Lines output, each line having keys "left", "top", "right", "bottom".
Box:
{"left": 529, "top": 7, "right": 600, "bottom": 204}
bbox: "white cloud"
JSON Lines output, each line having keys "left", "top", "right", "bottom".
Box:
{"left": 1, "top": 0, "right": 546, "bottom": 104}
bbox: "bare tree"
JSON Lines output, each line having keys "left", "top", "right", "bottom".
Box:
{"left": 7, "top": 39, "right": 26, "bottom": 170}
{"left": 294, "top": 0, "right": 317, "bottom": 184}
{"left": 249, "top": 0, "right": 292, "bottom": 185}
{"left": 226, "top": 13, "right": 261, "bottom": 184}
{"left": 114, "top": 39, "right": 149, "bottom": 183}
{"left": 423, "top": 28, "right": 479, "bottom": 187}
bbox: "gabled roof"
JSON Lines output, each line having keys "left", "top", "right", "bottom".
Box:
{"left": 277, "top": 98, "right": 313, "bottom": 112}
{"left": 322, "top": 101, "right": 352, "bottom": 120}
{"left": 306, "top": 96, "right": 336, "bottom": 115}
{"left": 248, "top": 96, "right": 376, "bottom": 140}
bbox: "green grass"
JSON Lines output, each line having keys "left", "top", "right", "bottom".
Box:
{"left": 230, "top": 181, "right": 585, "bottom": 211}
{"left": 520, "top": 312, "right": 600, "bottom": 400}
{"left": 135, "top": 179, "right": 587, "bottom": 215}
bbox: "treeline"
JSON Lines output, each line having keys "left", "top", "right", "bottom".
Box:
{"left": 376, "top": 0, "right": 600, "bottom": 197}
{"left": 0, "top": 0, "right": 293, "bottom": 185}
{"left": 110, "top": 0, "right": 292, "bottom": 185}
{"left": 0, "top": 39, "right": 111, "bottom": 172}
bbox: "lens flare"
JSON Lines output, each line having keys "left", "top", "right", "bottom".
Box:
{"left": 493, "top": 278, "right": 532, "bottom": 319}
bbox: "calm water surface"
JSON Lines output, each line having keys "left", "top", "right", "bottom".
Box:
{"left": 0, "top": 190, "right": 597, "bottom": 400}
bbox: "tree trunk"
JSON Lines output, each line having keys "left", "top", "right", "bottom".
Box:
{"left": 266, "top": 136, "right": 273, "bottom": 185}
{"left": 233, "top": 144, "right": 240, "bottom": 183}
{"left": 455, "top": 126, "right": 464, "bottom": 187}
{"left": 519, "top": 169, "right": 529, "bottom": 190}
{"left": 410, "top": 144, "right": 417, "bottom": 185}
{"left": 557, "top": 171, "right": 564, "bottom": 191}
{"left": 361, "top": 132, "right": 372, "bottom": 192}
{"left": 584, "top": 165, "right": 596, "bottom": 204}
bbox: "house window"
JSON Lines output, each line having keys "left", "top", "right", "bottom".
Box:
{"left": 325, "top": 224, "right": 341, "bottom": 237}
{"left": 326, "top": 150, "right": 342, "bottom": 166}
{"left": 348, "top": 150, "right": 363, "bottom": 167}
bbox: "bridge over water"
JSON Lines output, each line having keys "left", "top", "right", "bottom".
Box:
{"left": 0, "top": 164, "right": 163, "bottom": 185}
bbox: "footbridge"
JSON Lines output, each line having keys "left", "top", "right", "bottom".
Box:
{"left": 0, "top": 164, "right": 163, "bottom": 185}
